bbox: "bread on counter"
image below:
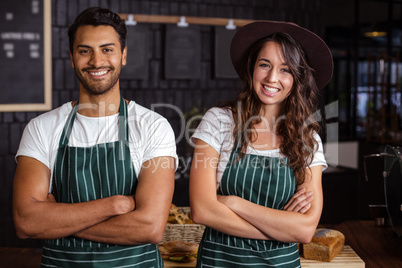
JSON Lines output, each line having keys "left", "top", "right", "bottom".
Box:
{"left": 158, "top": 240, "right": 199, "bottom": 263}
{"left": 303, "top": 228, "right": 345, "bottom": 262}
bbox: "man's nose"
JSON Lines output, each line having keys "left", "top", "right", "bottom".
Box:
{"left": 88, "top": 51, "right": 104, "bottom": 67}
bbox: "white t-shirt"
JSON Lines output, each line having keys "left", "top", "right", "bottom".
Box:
{"left": 191, "top": 107, "right": 327, "bottom": 188}
{"left": 16, "top": 101, "right": 178, "bottom": 187}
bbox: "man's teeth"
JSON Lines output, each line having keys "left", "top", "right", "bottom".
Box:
{"left": 263, "top": 86, "right": 279, "bottom": 93}
{"left": 90, "top": 70, "right": 108, "bottom": 76}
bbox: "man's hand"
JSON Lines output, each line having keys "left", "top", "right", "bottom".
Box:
{"left": 46, "top": 193, "right": 56, "bottom": 203}
{"left": 112, "top": 195, "right": 135, "bottom": 215}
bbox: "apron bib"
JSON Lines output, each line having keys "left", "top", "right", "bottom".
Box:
{"left": 197, "top": 147, "right": 301, "bottom": 267}
{"left": 41, "top": 98, "right": 163, "bottom": 268}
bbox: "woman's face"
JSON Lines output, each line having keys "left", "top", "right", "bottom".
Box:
{"left": 252, "top": 41, "right": 294, "bottom": 113}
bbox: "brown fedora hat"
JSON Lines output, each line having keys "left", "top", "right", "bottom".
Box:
{"left": 230, "top": 21, "right": 333, "bottom": 90}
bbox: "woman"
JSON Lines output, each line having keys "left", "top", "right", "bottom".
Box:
{"left": 189, "top": 21, "right": 333, "bottom": 267}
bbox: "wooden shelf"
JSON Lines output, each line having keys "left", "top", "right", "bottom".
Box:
{"left": 118, "top": 14, "right": 255, "bottom": 27}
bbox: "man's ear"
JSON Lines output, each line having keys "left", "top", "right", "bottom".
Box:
{"left": 122, "top": 46, "right": 127, "bottom": 66}
{"left": 69, "top": 51, "right": 75, "bottom": 68}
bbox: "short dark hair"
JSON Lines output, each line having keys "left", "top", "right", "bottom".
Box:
{"left": 68, "top": 7, "right": 126, "bottom": 53}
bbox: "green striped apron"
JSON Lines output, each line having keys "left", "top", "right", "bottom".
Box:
{"left": 41, "top": 97, "right": 164, "bottom": 268}
{"left": 196, "top": 147, "right": 301, "bottom": 267}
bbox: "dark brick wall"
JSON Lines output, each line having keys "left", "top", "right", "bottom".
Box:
{"left": 0, "top": 0, "right": 324, "bottom": 247}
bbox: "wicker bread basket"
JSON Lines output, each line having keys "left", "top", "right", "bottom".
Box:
{"left": 161, "top": 207, "right": 206, "bottom": 244}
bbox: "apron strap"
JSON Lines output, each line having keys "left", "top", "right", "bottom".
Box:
{"left": 118, "top": 97, "right": 129, "bottom": 143}
{"left": 59, "top": 102, "right": 79, "bottom": 147}
{"left": 118, "top": 97, "right": 129, "bottom": 161}
{"left": 59, "top": 97, "right": 129, "bottom": 147}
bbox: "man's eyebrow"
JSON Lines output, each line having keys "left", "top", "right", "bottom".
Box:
{"left": 100, "top": 43, "right": 116, "bottom": 47}
{"left": 76, "top": 43, "right": 116, "bottom": 48}
{"left": 77, "top": 44, "right": 91, "bottom": 49}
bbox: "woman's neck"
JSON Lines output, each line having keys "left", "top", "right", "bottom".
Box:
{"left": 258, "top": 104, "right": 284, "bottom": 128}
{"left": 247, "top": 105, "right": 285, "bottom": 150}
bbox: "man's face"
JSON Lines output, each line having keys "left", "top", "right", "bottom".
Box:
{"left": 70, "top": 25, "right": 127, "bottom": 96}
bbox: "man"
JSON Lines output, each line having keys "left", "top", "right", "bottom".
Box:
{"left": 13, "top": 7, "right": 177, "bottom": 267}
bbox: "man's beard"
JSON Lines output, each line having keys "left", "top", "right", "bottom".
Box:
{"left": 74, "top": 65, "right": 121, "bottom": 96}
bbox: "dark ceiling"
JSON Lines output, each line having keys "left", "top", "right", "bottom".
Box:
{"left": 323, "top": 0, "right": 401, "bottom": 52}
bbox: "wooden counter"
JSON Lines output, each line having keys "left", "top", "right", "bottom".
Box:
{"left": 319, "top": 220, "right": 402, "bottom": 268}
{"left": 0, "top": 246, "right": 364, "bottom": 268}
{"left": 300, "top": 246, "right": 363, "bottom": 267}
{"left": 163, "top": 246, "right": 364, "bottom": 267}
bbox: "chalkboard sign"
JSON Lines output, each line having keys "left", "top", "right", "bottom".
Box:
{"left": 120, "top": 25, "right": 150, "bottom": 80}
{"left": 0, "top": 0, "right": 51, "bottom": 111}
{"left": 165, "top": 24, "right": 201, "bottom": 79}
{"left": 214, "top": 26, "right": 238, "bottom": 78}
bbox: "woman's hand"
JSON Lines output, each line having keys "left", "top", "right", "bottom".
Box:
{"left": 283, "top": 188, "right": 313, "bottom": 213}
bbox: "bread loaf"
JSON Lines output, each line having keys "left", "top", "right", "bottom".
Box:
{"left": 158, "top": 240, "right": 198, "bottom": 263}
{"left": 303, "top": 228, "right": 345, "bottom": 262}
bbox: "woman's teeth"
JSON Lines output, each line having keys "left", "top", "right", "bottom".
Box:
{"left": 263, "top": 85, "right": 279, "bottom": 93}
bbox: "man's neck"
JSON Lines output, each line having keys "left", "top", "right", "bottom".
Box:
{"left": 77, "top": 88, "right": 121, "bottom": 117}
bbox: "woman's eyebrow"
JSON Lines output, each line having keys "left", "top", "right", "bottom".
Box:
{"left": 258, "top": 58, "right": 288, "bottom": 66}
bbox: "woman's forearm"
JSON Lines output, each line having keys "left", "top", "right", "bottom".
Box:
{"left": 191, "top": 196, "right": 271, "bottom": 240}
{"left": 220, "top": 192, "right": 321, "bottom": 243}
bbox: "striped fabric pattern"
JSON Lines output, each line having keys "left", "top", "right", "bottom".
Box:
{"left": 41, "top": 243, "right": 163, "bottom": 268}
{"left": 197, "top": 148, "right": 301, "bottom": 267}
{"left": 52, "top": 142, "right": 136, "bottom": 207}
{"left": 42, "top": 98, "right": 163, "bottom": 267}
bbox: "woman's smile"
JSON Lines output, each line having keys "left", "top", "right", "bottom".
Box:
{"left": 262, "top": 84, "right": 280, "bottom": 95}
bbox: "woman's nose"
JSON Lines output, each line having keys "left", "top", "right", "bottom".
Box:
{"left": 267, "top": 68, "right": 280, "bottom": 82}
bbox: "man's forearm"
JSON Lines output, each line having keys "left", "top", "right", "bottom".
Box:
{"left": 74, "top": 156, "right": 176, "bottom": 246}
{"left": 73, "top": 206, "right": 165, "bottom": 245}
{"left": 14, "top": 195, "right": 134, "bottom": 240}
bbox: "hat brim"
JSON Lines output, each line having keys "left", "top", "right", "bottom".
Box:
{"left": 230, "top": 21, "right": 333, "bottom": 90}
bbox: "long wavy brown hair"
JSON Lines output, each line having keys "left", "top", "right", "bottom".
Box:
{"left": 224, "top": 32, "right": 321, "bottom": 185}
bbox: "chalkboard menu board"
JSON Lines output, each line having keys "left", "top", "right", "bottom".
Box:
{"left": 214, "top": 26, "right": 238, "bottom": 78}
{"left": 165, "top": 25, "right": 201, "bottom": 79}
{"left": 120, "top": 25, "right": 150, "bottom": 80}
{"left": 0, "top": 0, "right": 51, "bottom": 111}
